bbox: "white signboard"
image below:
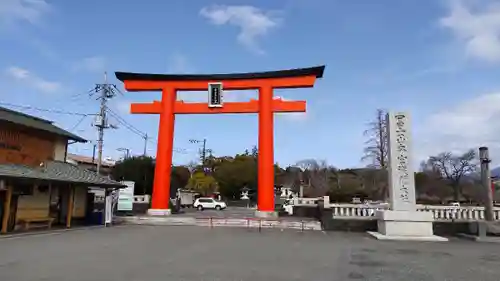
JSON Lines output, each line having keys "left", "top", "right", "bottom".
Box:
{"left": 105, "top": 195, "right": 113, "bottom": 224}
{"left": 208, "top": 82, "right": 223, "bottom": 108}
{"left": 118, "top": 181, "right": 135, "bottom": 211}
{"left": 386, "top": 112, "right": 416, "bottom": 211}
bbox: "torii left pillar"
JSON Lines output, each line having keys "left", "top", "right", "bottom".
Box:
{"left": 149, "top": 87, "right": 177, "bottom": 216}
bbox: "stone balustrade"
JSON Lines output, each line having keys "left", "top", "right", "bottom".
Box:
{"left": 291, "top": 197, "right": 319, "bottom": 206}
{"left": 326, "top": 203, "right": 500, "bottom": 222}
{"left": 286, "top": 197, "right": 500, "bottom": 222}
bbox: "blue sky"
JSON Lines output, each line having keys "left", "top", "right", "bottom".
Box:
{"left": 2, "top": 0, "right": 500, "bottom": 168}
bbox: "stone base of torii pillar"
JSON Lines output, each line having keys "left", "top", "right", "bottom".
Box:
{"left": 147, "top": 209, "right": 171, "bottom": 216}
{"left": 366, "top": 112, "right": 447, "bottom": 242}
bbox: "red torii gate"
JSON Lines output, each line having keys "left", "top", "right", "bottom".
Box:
{"left": 115, "top": 66, "right": 325, "bottom": 217}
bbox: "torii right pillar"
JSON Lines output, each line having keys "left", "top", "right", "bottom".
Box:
{"left": 256, "top": 85, "right": 276, "bottom": 216}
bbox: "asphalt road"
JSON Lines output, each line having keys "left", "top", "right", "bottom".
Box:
{"left": 179, "top": 206, "right": 257, "bottom": 218}
{"left": 176, "top": 206, "right": 316, "bottom": 221}
{"left": 1, "top": 225, "right": 500, "bottom": 281}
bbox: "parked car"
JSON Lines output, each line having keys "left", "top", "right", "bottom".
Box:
{"left": 193, "top": 197, "right": 227, "bottom": 211}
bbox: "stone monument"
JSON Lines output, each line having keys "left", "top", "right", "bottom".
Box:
{"left": 367, "top": 112, "right": 447, "bottom": 241}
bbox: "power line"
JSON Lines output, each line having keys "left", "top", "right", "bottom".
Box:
{"left": 104, "top": 100, "right": 188, "bottom": 155}
{"left": 106, "top": 107, "right": 188, "bottom": 155}
{"left": 70, "top": 115, "right": 89, "bottom": 131}
{"left": 106, "top": 108, "right": 145, "bottom": 138}
{"left": 0, "top": 102, "right": 91, "bottom": 116}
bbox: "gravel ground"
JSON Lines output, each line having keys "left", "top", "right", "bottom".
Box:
{"left": 1, "top": 225, "right": 500, "bottom": 281}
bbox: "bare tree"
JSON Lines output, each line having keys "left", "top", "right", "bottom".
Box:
{"left": 295, "top": 159, "right": 334, "bottom": 197}
{"left": 362, "top": 109, "right": 388, "bottom": 169}
{"left": 426, "top": 149, "right": 478, "bottom": 201}
{"left": 361, "top": 109, "right": 389, "bottom": 199}
{"left": 186, "top": 160, "right": 199, "bottom": 174}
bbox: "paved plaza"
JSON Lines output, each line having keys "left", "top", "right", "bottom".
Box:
{"left": 1, "top": 225, "right": 500, "bottom": 281}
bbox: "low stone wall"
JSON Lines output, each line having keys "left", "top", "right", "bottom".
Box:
{"left": 226, "top": 200, "right": 252, "bottom": 208}
{"left": 318, "top": 206, "right": 473, "bottom": 235}
{"left": 433, "top": 222, "right": 472, "bottom": 236}
{"left": 292, "top": 206, "right": 321, "bottom": 219}
{"left": 133, "top": 203, "right": 149, "bottom": 214}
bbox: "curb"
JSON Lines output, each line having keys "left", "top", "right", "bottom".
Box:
{"left": 119, "top": 217, "right": 323, "bottom": 231}
{"left": 0, "top": 225, "right": 107, "bottom": 239}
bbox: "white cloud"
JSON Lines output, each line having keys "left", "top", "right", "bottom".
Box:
{"left": 200, "top": 5, "right": 282, "bottom": 54}
{"left": 112, "top": 99, "right": 132, "bottom": 115}
{"left": 440, "top": 0, "right": 500, "bottom": 63}
{"left": 0, "top": 0, "right": 51, "bottom": 27}
{"left": 417, "top": 91, "right": 500, "bottom": 164}
{"left": 5, "top": 66, "right": 61, "bottom": 94}
{"left": 71, "top": 56, "right": 107, "bottom": 73}
{"left": 168, "top": 53, "right": 194, "bottom": 74}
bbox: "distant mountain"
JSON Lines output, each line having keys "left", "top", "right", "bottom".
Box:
{"left": 492, "top": 167, "right": 500, "bottom": 179}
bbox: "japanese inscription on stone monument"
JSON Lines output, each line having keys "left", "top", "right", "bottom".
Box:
{"left": 387, "top": 112, "right": 416, "bottom": 211}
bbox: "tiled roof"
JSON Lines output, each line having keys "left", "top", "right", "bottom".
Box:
{"left": 67, "top": 153, "right": 115, "bottom": 167}
{"left": 0, "top": 106, "right": 87, "bottom": 142}
{"left": 0, "top": 161, "right": 124, "bottom": 188}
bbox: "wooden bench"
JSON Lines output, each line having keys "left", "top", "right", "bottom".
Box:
{"left": 18, "top": 217, "right": 55, "bottom": 230}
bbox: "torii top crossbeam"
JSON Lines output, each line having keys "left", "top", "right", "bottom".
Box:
{"left": 115, "top": 65, "right": 325, "bottom": 90}
{"left": 115, "top": 66, "right": 325, "bottom": 115}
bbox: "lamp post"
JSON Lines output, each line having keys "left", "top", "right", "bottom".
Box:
{"left": 479, "top": 147, "right": 494, "bottom": 221}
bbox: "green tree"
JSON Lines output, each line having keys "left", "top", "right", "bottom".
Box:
{"left": 213, "top": 154, "right": 257, "bottom": 200}
{"left": 111, "top": 156, "right": 155, "bottom": 195}
{"left": 172, "top": 166, "right": 191, "bottom": 188}
{"left": 112, "top": 156, "right": 191, "bottom": 196}
{"left": 188, "top": 171, "right": 217, "bottom": 195}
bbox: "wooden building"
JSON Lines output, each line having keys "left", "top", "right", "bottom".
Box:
{"left": 0, "top": 106, "right": 124, "bottom": 233}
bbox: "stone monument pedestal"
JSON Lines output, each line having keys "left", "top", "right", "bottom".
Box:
{"left": 367, "top": 210, "right": 447, "bottom": 242}
{"left": 147, "top": 209, "right": 171, "bottom": 216}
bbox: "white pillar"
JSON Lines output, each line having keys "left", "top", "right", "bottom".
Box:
{"left": 367, "top": 112, "right": 447, "bottom": 241}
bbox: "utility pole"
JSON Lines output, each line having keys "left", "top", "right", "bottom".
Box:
{"left": 143, "top": 134, "right": 148, "bottom": 156}
{"left": 91, "top": 143, "right": 97, "bottom": 165}
{"left": 479, "top": 147, "right": 495, "bottom": 221}
{"left": 201, "top": 138, "right": 207, "bottom": 165}
{"left": 96, "top": 73, "right": 108, "bottom": 175}
{"left": 94, "top": 72, "right": 117, "bottom": 175}
{"left": 189, "top": 138, "right": 212, "bottom": 166}
{"left": 117, "top": 148, "right": 130, "bottom": 160}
